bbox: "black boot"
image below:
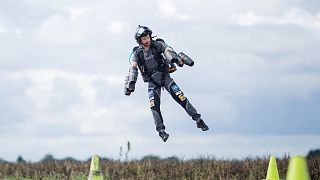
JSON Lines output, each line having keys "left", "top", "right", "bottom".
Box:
{"left": 159, "top": 131, "right": 169, "bottom": 142}
{"left": 196, "top": 119, "right": 209, "bottom": 131}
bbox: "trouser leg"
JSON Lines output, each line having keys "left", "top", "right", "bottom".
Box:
{"left": 148, "top": 83, "right": 165, "bottom": 132}
{"left": 166, "top": 80, "right": 201, "bottom": 121}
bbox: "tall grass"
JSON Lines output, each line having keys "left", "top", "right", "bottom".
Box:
{"left": 0, "top": 154, "right": 319, "bottom": 180}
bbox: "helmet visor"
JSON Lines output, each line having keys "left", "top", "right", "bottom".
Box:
{"left": 136, "top": 27, "right": 146, "bottom": 36}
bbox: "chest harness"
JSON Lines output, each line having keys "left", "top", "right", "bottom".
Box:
{"left": 134, "top": 42, "right": 168, "bottom": 88}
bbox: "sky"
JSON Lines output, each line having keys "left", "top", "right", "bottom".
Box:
{"left": 0, "top": 0, "right": 320, "bottom": 162}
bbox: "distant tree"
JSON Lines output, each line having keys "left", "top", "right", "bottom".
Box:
{"left": 16, "top": 155, "right": 26, "bottom": 163}
{"left": 41, "top": 154, "right": 55, "bottom": 162}
{"left": 0, "top": 158, "right": 8, "bottom": 163}
{"left": 307, "top": 149, "right": 320, "bottom": 159}
{"left": 100, "top": 157, "right": 112, "bottom": 162}
{"left": 164, "top": 155, "right": 180, "bottom": 161}
{"left": 141, "top": 155, "right": 161, "bottom": 161}
{"left": 62, "top": 156, "right": 80, "bottom": 162}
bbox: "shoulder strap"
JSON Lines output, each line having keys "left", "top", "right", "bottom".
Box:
{"left": 136, "top": 47, "right": 147, "bottom": 74}
{"left": 150, "top": 41, "right": 167, "bottom": 72}
{"left": 132, "top": 46, "right": 139, "bottom": 52}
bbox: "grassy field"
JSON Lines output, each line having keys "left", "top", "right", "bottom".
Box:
{"left": 0, "top": 153, "right": 319, "bottom": 180}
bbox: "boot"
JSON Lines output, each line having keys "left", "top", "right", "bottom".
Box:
{"left": 196, "top": 119, "right": 209, "bottom": 131}
{"left": 159, "top": 131, "right": 169, "bottom": 142}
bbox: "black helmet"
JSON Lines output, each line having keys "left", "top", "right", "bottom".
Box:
{"left": 134, "top": 25, "right": 152, "bottom": 44}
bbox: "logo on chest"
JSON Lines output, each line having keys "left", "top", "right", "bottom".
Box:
{"left": 145, "top": 54, "right": 154, "bottom": 61}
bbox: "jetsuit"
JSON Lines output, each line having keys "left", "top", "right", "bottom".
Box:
{"left": 126, "top": 40, "right": 202, "bottom": 132}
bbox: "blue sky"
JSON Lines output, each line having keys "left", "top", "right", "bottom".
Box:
{"left": 0, "top": 0, "right": 319, "bottom": 161}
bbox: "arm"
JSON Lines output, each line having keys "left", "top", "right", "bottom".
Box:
{"left": 156, "top": 40, "right": 184, "bottom": 67}
{"left": 124, "top": 54, "right": 139, "bottom": 96}
{"left": 163, "top": 47, "right": 194, "bottom": 67}
{"left": 131, "top": 61, "right": 138, "bottom": 68}
{"left": 124, "top": 65, "right": 138, "bottom": 96}
{"left": 164, "top": 47, "right": 185, "bottom": 67}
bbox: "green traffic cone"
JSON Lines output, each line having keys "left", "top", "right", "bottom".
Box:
{"left": 263, "top": 155, "right": 280, "bottom": 180}
{"left": 286, "top": 155, "right": 310, "bottom": 180}
{"left": 88, "top": 154, "right": 104, "bottom": 180}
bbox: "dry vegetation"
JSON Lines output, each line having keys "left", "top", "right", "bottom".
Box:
{"left": 0, "top": 151, "right": 319, "bottom": 180}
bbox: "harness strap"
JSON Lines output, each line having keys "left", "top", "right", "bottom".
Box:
{"left": 135, "top": 41, "right": 168, "bottom": 85}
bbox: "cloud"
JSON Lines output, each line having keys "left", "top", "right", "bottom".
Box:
{"left": 232, "top": 8, "right": 320, "bottom": 29}
{"left": 158, "top": 0, "right": 190, "bottom": 21}
{"left": 107, "top": 21, "right": 130, "bottom": 35}
{"left": 33, "top": 14, "right": 87, "bottom": 45}
{"left": 14, "top": 68, "right": 122, "bottom": 103}
{"left": 11, "top": 69, "right": 149, "bottom": 136}
{"left": 65, "top": 7, "right": 92, "bottom": 19}
{"left": 0, "top": 27, "right": 9, "bottom": 34}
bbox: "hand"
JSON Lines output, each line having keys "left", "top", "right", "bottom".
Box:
{"left": 178, "top": 59, "right": 184, "bottom": 66}
{"left": 124, "top": 87, "right": 132, "bottom": 96}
